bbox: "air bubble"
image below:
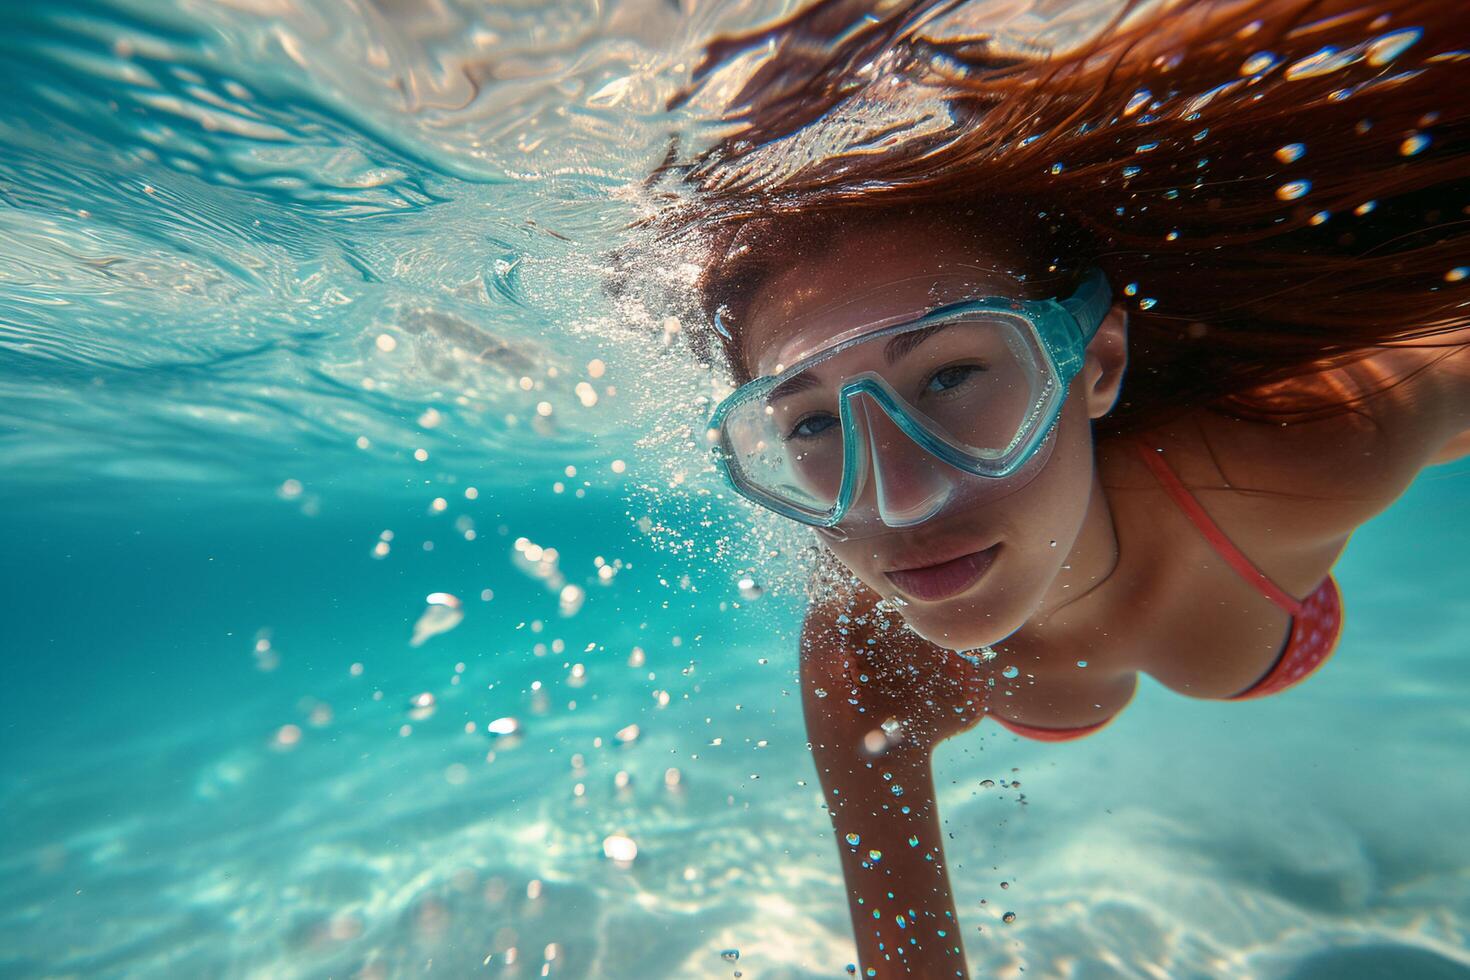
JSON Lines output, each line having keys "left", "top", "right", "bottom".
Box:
{"left": 1274, "top": 143, "right": 1305, "bottom": 163}
{"left": 559, "top": 584, "right": 585, "bottom": 617}
{"left": 1367, "top": 28, "right": 1422, "bottom": 66}
{"left": 408, "top": 692, "right": 436, "bottom": 721}
{"left": 1400, "top": 133, "right": 1430, "bottom": 157}
{"left": 1285, "top": 46, "right": 1355, "bottom": 80}
{"left": 487, "top": 716, "right": 521, "bottom": 736}
{"left": 1240, "top": 52, "right": 1280, "bottom": 75}
{"left": 603, "top": 834, "right": 638, "bottom": 864}
{"left": 1276, "top": 179, "right": 1311, "bottom": 201}
{"left": 410, "top": 593, "right": 463, "bottom": 648}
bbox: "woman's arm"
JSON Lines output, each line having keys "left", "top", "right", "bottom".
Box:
{"left": 800, "top": 593, "right": 979, "bottom": 978}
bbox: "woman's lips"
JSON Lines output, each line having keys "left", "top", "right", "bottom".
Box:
{"left": 883, "top": 545, "right": 1000, "bottom": 602}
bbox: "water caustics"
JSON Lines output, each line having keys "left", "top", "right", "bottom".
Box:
{"left": 0, "top": 0, "right": 813, "bottom": 495}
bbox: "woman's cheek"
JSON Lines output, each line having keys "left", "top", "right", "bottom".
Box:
{"left": 842, "top": 554, "right": 889, "bottom": 598}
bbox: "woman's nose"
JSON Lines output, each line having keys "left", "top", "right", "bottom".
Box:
{"left": 853, "top": 395, "right": 954, "bottom": 527}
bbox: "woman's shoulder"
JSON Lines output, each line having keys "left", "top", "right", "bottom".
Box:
{"left": 1177, "top": 353, "right": 1453, "bottom": 545}
{"left": 1192, "top": 338, "right": 1469, "bottom": 520}
{"left": 1098, "top": 407, "right": 1355, "bottom": 601}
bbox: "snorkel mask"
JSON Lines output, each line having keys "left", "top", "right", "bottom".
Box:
{"left": 708, "top": 269, "right": 1112, "bottom": 541}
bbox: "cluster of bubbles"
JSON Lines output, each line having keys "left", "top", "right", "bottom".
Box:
{"left": 505, "top": 534, "right": 631, "bottom": 618}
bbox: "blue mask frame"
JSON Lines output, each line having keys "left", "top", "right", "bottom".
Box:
{"left": 708, "top": 268, "right": 1113, "bottom": 528}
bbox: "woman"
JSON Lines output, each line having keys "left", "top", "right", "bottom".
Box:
{"left": 639, "top": 0, "right": 1470, "bottom": 974}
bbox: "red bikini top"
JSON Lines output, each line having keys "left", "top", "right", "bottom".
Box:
{"left": 991, "top": 438, "right": 1344, "bottom": 742}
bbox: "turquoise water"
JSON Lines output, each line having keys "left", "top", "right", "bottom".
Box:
{"left": 3, "top": 2, "right": 1469, "bottom": 979}
{"left": 10, "top": 464, "right": 1470, "bottom": 979}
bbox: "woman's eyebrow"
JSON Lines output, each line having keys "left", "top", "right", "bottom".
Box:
{"left": 767, "top": 370, "right": 820, "bottom": 403}
{"left": 883, "top": 322, "right": 956, "bottom": 364}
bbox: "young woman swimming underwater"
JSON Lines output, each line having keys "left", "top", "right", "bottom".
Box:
{"left": 638, "top": 0, "right": 1470, "bottom": 973}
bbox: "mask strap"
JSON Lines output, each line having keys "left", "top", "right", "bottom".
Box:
{"left": 1060, "top": 268, "right": 1112, "bottom": 344}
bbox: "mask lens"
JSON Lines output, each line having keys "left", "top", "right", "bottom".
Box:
{"left": 876, "top": 314, "right": 1045, "bottom": 460}
{"left": 718, "top": 310, "right": 1049, "bottom": 522}
{"left": 720, "top": 386, "right": 849, "bottom": 519}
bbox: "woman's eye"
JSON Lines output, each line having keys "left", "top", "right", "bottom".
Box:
{"left": 925, "top": 364, "right": 985, "bottom": 394}
{"left": 788, "top": 413, "right": 838, "bottom": 439}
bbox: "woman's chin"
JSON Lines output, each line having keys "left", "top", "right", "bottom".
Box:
{"left": 898, "top": 611, "right": 1023, "bottom": 653}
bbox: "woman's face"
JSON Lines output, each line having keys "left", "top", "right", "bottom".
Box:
{"left": 739, "top": 214, "right": 1128, "bottom": 650}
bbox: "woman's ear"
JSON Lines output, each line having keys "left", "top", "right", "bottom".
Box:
{"left": 1083, "top": 303, "right": 1129, "bottom": 419}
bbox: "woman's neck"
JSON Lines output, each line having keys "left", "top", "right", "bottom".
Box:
{"left": 978, "top": 445, "right": 1171, "bottom": 722}
{"left": 1034, "top": 466, "right": 1124, "bottom": 626}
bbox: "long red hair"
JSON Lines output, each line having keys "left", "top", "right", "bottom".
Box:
{"left": 637, "top": 0, "right": 1470, "bottom": 438}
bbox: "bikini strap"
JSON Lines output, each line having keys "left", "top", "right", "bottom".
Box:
{"left": 1129, "top": 437, "right": 1305, "bottom": 617}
